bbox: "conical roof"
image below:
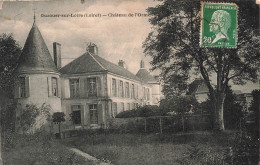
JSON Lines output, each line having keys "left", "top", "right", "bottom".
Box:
{"left": 16, "top": 22, "right": 58, "bottom": 73}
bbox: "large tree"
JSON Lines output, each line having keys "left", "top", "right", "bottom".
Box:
{"left": 143, "top": 0, "right": 260, "bottom": 131}
{"left": 0, "top": 33, "right": 21, "bottom": 97}
{"left": 0, "top": 33, "right": 21, "bottom": 164}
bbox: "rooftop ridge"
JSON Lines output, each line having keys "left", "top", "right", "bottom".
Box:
{"left": 88, "top": 52, "right": 107, "bottom": 70}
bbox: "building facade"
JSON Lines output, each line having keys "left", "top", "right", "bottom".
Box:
{"left": 14, "top": 21, "right": 160, "bottom": 129}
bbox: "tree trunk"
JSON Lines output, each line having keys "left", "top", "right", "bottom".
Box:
{"left": 58, "top": 123, "right": 60, "bottom": 135}
{"left": 213, "top": 92, "right": 225, "bottom": 131}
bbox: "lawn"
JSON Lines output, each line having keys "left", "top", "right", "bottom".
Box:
{"left": 61, "top": 131, "right": 238, "bottom": 165}
{"left": 2, "top": 131, "right": 96, "bottom": 165}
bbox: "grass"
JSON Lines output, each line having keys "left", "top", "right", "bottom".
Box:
{"left": 61, "top": 130, "right": 238, "bottom": 165}
{"left": 2, "top": 131, "right": 96, "bottom": 165}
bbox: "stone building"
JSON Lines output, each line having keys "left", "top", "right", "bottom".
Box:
{"left": 14, "top": 20, "right": 161, "bottom": 129}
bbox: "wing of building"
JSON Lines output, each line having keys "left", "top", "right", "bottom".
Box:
{"left": 14, "top": 20, "right": 163, "bottom": 129}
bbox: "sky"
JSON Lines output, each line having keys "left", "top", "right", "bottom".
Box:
{"left": 0, "top": 0, "right": 258, "bottom": 93}
{"left": 0, "top": 0, "right": 159, "bottom": 73}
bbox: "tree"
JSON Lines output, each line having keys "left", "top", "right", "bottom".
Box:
{"left": 0, "top": 33, "right": 21, "bottom": 97}
{"left": 0, "top": 33, "right": 20, "bottom": 164}
{"left": 223, "top": 86, "right": 243, "bottom": 129}
{"left": 143, "top": 0, "right": 260, "bottom": 131}
{"left": 166, "top": 95, "right": 198, "bottom": 131}
{"left": 52, "top": 112, "right": 65, "bottom": 139}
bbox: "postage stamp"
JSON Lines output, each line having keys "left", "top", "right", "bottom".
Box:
{"left": 200, "top": 2, "right": 238, "bottom": 48}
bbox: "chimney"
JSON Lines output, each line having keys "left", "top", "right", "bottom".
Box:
{"left": 87, "top": 42, "right": 98, "bottom": 55}
{"left": 140, "top": 59, "right": 145, "bottom": 69}
{"left": 118, "top": 60, "right": 125, "bottom": 68}
{"left": 53, "top": 42, "right": 61, "bottom": 69}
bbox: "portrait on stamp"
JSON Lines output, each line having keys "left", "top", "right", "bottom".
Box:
{"left": 200, "top": 2, "right": 238, "bottom": 48}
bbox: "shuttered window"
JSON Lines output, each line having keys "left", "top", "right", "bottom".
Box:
{"left": 89, "top": 104, "right": 98, "bottom": 124}
{"left": 70, "top": 79, "right": 79, "bottom": 98}
{"left": 119, "top": 81, "right": 124, "bottom": 97}
{"left": 87, "top": 78, "right": 97, "bottom": 97}
{"left": 19, "top": 77, "right": 26, "bottom": 98}
{"left": 16, "top": 76, "right": 29, "bottom": 98}
{"left": 131, "top": 84, "right": 135, "bottom": 99}
{"left": 112, "top": 102, "right": 117, "bottom": 117}
{"left": 147, "top": 88, "right": 150, "bottom": 100}
{"left": 143, "top": 87, "right": 146, "bottom": 100}
{"left": 51, "top": 77, "right": 58, "bottom": 96}
{"left": 125, "top": 82, "right": 129, "bottom": 98}
{"left": 112, "top": 78, "right": 117, "bottom": 97}
{"left": 121, "top": 102, "right": 124, "bottom": 112}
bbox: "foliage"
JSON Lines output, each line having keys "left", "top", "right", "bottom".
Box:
{"left": 52, "top": 112, "right": 65, "bottom": 124}
{"left": 223, "top": 87, "right": 244, "bottom": 129}
{"left": 248, "top": 89, "right": 259, "bottom": 125}
{"left": 62, "top": 131, "right": 237, "bottom": 165}
{"left": 224, "top": 130, "right": 259, "bottom": 165}
{"left": 116, "top": 105, "right": 162, "bottom": 118}
{"left": 18, "top": 103, "right": 51, "bottom": 133}
{"left": 143, "top": 0, "right": 260, "bottom": 130}
{"left": 160, "top": 95, "right": 198, "bottom": 114}
{"left": 0, "top": 33, "right": 21, "bottom": 97}
{"left": 2, "top": 131, "right": 89, "bottom": 165}
{"left": 19, "top": 104, "right": 40, "bottom": 131}
{"left": 186, "top": 79, "right": 204, "bottom": 95}
{"left": 169, "top": 95, "right": 198, "bottom": 115}
{"left": 0, "top": 101, "right": 16, "bottom": 132}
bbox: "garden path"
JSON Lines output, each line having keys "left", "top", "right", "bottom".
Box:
{"left": 69, "top": 147, "right": 113, "bottom": 165}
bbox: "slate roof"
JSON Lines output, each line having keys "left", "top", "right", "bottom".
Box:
{"left": 136, "top": 68, "right": 157, "bottom": 83}
{"left": 60, "top": 52, "right": 141, "bottom": 81}
{"left": 16, "top": 22, "right": 58, "bottom": 73}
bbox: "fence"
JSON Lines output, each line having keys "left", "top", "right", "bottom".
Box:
{"left": 108, "top": 114, "right": 212, "bottom": 134}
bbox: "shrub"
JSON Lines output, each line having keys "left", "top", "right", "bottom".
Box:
{"left": 17, "top": 103, "right": 51, "bottom": 134}
{"left": 116, "top": 105, "right": 160, "bottom": 118}
{"left": 52, "top": 112, "right": 65, "bottom": 139}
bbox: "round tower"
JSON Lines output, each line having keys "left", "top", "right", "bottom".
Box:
{"left": 14, "top": 19, "right": 61, "bottom": 114}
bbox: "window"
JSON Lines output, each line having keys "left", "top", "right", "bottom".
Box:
{"left": 135, "top": 103, "right": 138, "bottom": 109}
{"left": 15, "top": 76, "right": 29, "bottom": 98}
{"left": 131, "top": 84, "right": 135, "bottom": 99}
{"left": 136, "top": 85, "right": 138, "bottom": 99}
{"left": 131, "top": 103, "right": 135, "bottom": 110}
{"left": 89, "top": 104, "right": 98, "bottom": 124}
{"left": 71, "top": 105, "right": 81, "bottom": 125}
{"left": 119, "top": 81, "right": 124, "bottom": 97}
{"left": 87, "top": 78, "right": 97, "bottom": 97}
{"left": 143, "top": 87, "right": 146, "bottom": 100}
{"left": 51, "top": 77, "right": 58, "bottom": 96}
{"left": 70, "top": 79, "right": 79, "bottom": 98}
{"left": 147, "top": 88, "right": 150, "bottom": 100}
{"left": 19, "top": 77, "right": 26, "bottom": 98}
{"left": 125, "top": 82, "right": 130, "bottom": 98}
{"left": 121, "top": 102, "right": 124, "bottom": 112}
{"left": 127, "top": 103, "right": 130, "bottom": 111}
{"left": 112, "top": 78, "right": 117, "bottom": 97}
{"left": 112, "top": 102, "right": 117, "bottom": 117}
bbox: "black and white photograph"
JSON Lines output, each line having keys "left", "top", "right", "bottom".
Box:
{"left": 0, "top": 0, "right": 259, "bottom": 164}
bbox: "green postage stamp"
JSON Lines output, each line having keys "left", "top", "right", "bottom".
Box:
{"left": 200, "top": 2, "right": 238, "bottom": 48}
